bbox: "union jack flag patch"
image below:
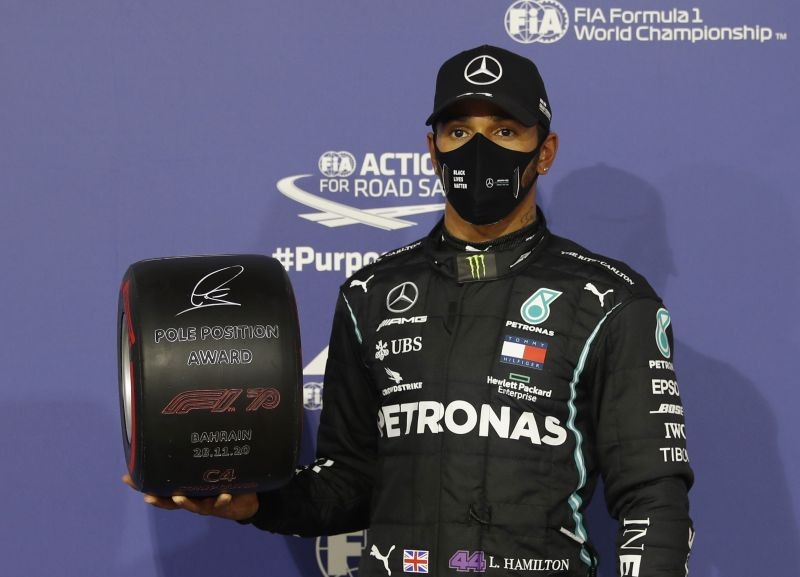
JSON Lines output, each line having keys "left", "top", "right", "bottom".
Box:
{"left": 403, "top": 549, "right": 429, "bottom": 573}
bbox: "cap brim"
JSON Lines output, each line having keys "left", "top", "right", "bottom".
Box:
{"left": 425, "top": 93, "right": 539, "bottom": 127}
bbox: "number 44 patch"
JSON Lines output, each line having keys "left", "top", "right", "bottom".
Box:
{"left": 449, "top": 550, "right": 487, "bottom": 572}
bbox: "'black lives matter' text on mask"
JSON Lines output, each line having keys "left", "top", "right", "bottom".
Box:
{"left": 436, "top": 133, "right": 543, "bottom": 225}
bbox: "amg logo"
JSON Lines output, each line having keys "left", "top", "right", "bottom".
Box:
{"left": 162, "top": 388, "right": 281, "bottom": 414}
{"left": 377, "top": 316, "right": 427, "bottom": 332}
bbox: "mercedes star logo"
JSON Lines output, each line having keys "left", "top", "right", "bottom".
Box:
{"left": 464, "top": 55, "right": 503, "bottom": 86}
{"left": 485, "top": 178, "right": 494, "bottom": 188}
{"left": 386, "top": 281, "right": 419, "bottom": 313}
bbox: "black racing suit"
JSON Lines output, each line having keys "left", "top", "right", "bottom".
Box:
{"left": 245, "top": 214, "right": 694, "bottom": 576}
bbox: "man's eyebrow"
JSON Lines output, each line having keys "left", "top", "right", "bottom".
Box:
{"left": 440, "top": 115, "right": 515, "bottom": 123}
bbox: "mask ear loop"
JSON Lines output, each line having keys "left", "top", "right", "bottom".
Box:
{"left": 440, "top": 163, "right": 451, "bottom": 195}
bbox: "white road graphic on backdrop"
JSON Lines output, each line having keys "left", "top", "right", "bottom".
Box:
{"left": 277, "top": 175, "right": 444, "bottom": 230}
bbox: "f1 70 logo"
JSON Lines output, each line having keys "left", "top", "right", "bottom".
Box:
{"left": 162, "top": 388, "right": 281, "bottom": 414}
{"left": 520, "top": 287, "right": 562, "bottom": 325}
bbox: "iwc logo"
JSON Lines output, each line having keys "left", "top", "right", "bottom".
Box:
{"left": 505, "top": 0, "right": 570, "bottom": 44}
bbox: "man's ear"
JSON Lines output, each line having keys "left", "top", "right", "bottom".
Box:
{"left": 538, "top": 131, "right": 559, "bottom": 174}
{"left": 427, "top": 132, "right": 440, "bottom": 176}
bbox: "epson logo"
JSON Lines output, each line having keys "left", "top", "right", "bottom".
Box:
{"left": 377, "top": 400, "right": 567, "bottom": 446}
{"left": 651, "top": 379, "right": 680, "bottom": 397}
{"left": 377, "top": 316, "right": 427, "bottom": 332}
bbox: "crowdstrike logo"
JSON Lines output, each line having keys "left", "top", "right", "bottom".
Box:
{"left": 505, "top": 0, "right": 570, "bottom": 44}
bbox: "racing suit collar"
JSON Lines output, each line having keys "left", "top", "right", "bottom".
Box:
{"left": 424, "top": 207, "right": 550, "bottom": 282}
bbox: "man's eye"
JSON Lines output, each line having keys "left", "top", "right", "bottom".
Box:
{"left": 450, "top": 128, "right": 468, "bottom": 138}
{"left": 496, "top": 128, "right": 515, "bottom": 137}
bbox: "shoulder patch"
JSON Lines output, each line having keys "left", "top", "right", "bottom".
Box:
{"left": 341, "top": 238, "right": 426, "bottom": 294}
{"left": 375, "top": 239, "right": 424, "bottom": 263}
{"left": 558, "top": 250, "right": 636, "bottom": 287}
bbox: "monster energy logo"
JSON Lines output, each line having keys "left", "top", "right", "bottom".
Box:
{"left": 466, "top": 254, "right": 487, "bottom": 279}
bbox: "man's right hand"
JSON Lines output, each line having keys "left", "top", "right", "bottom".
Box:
{"left": 122, "top": 474, "right": 259, "bottom": 521}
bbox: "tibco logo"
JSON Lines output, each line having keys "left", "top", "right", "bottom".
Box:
{"left": 505, "top": 0, "right": 570, "bottom": 44}
{"left": 319, "top": 151, "right": 356, "bottom": 178}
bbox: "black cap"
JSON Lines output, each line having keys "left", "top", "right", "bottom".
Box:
{"left": 426, "top": 45, "right": 551, "bottom": 129}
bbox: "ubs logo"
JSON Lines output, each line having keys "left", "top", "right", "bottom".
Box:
{"left": 505, "top": 0, "right": 570, "bottom": 44}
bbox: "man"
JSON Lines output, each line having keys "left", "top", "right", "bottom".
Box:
{"left": 127, "top": 45, "right": 694, "bottom": 576}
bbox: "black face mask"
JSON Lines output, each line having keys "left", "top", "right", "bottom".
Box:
{"left": 435, "top": 133, "right": 543, "bottom": 225}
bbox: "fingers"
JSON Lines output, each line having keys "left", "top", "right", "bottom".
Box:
{"left": 144, "top": 494, "right": 181, "bottom": 510}
{"left": 122, "top": 474, "right": 180, "bottom": 510}
{"left": 121, "top": 474, "right": 138, "bottom": 491}
{"left": 122, "top": 472, "right": 240, "bottom": 517}
{"left": 214, "top": 493, "right": 233, "bottom": 509}
{"left": 171, "top": 495, "right": 217, "bottom": 516}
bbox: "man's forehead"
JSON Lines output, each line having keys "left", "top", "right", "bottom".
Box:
{"left": 436, "top": 99, "right": 519, "bottom": 123}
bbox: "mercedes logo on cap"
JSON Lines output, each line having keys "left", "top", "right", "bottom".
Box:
{"left": 386, "top": 282, "right": 419, "bottom": 313}
{"left": 464, "top": 55, "right": 503, "bottom": 86}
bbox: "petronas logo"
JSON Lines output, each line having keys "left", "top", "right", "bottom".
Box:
{"left": 520, "top": 287, "right": 562, "bottom": 325}
{"left": 656, "top": 308, "right": 672, "bottom": 358}
{"left": 466, "top": 254, "right": 487, "bottom": 279}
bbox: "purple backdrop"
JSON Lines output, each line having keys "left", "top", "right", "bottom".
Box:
{"left": 1, "top": 1, "right": 798, "bottom": 576}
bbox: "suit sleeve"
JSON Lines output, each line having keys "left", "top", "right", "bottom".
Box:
{"left": 592, "top": 298, "right": 695, "bottom": 577}
{"left": 243, "top": 291, "right": 378, "bottom": 536}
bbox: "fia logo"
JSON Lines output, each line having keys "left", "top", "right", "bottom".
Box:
{"left": 656, "top": 308, "right": 672, "bottom": 358}
{"left": 303, "top": 382, "right": 323, "bottom": 410}
{"left": 315, "top": 530, "right": 368, "bottom": 577}
{"left": 505, "top": 0, "right": 570, "bottom": 44}
{"left": 520, "top": 287, "right": 562, "bottom": 325}
{"left": 319, "top": 151, "right": 356, "bottom": 177}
